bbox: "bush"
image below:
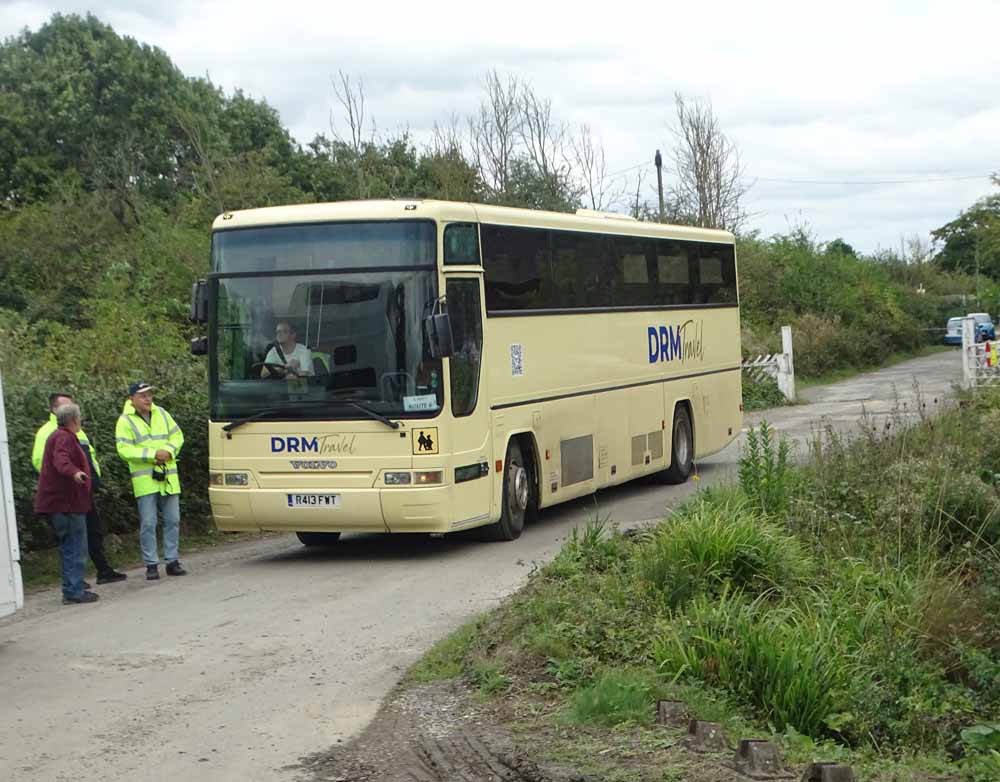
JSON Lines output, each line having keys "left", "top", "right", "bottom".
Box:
{"left": 633, "top": 493, "right": 810, "bottom": 609}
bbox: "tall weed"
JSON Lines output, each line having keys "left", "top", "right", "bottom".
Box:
{"left": 635, "top": 494, "right": 809, "bottom": 609}
{"left": 740, "top": 421, "right": 792, "bottom": 514}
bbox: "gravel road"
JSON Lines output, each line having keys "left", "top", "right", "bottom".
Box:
{"left": 0, "top": 350, "right": 961, "bottom": 782}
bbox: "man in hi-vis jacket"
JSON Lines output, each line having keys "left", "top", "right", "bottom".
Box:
{"left": 115, "top": 382, "right": 187, "bottom": 580}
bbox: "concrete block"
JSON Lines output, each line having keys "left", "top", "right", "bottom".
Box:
{"left": 726, "top": 739, "right": 792, "bottom": 779}
{"left": 800, "top": 762, "right": 856, "bottom": 782}
{"left": 656, "top": 700, "right": 688, "bottom": 727}
{"left": 684, "top": 719, "right": 730, "bottom": 753}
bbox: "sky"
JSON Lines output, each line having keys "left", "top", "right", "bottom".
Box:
{"left": 2, "top": 0, "right": 999, "bottom": 253}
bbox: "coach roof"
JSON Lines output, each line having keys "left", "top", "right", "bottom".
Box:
{"left": 211, "top": 199, "right": 735, "bottom": 245}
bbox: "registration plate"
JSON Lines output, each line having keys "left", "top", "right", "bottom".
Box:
{"left": 287, "top": 493, "right": 341, "bottom": 508}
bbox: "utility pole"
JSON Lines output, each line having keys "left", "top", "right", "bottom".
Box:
{"left": 976, "top": 233, "right": 981, "bottom": 310}
{"left": 654, "top": 149, "right": 664, "bottom": 223}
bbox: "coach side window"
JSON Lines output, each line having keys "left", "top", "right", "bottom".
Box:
{"left": 613, "top": 237, "right": 653, "bottom": 307}
{"left": 444, "top": 223, "right": 480, "bottom": 265}
{"left": 482, "top": 225, "right": 549, "bottom": 311}
{"left": 447, "top": 278, "right": 483, "bottom": 416}
{"left": 656, "top": 240, "right": 693, "bottom": 306}
{"left": 693, "top": 243, "right": 738, "bottom": 304}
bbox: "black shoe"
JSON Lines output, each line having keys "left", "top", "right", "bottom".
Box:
{"left": 166, "top": 561, "right": 187, "bottom": 577}
{"left": 97, "top": 571, "right": 128, "bottom": 584}
{"left": 146, "top": 565, "right": 160, "bottom": 581}
{"left": 63, "top": 591, "right": 99, "bottom": 605}
{"left": 82, "top": 580, "right": 92, "bottom": 589}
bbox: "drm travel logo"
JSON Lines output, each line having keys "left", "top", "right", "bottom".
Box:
{"left": 647, "top": 319, "right": 705, "bottom": 364}
{"left": 270, "top": 434, "right": 358, "bottom": 455}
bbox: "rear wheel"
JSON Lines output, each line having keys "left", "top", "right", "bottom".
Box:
{"left": 660, "top": 405, "right": 694, "bottom": 485}
{"left": 296, "top": 531, "right": 342, "bottom": 547}
{"left": 479, "top": 440, "right": 531, "bottom": 541}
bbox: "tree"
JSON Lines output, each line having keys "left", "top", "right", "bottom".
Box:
{"left": 468, "top": 70, "right": 523, "bottom": 203}
{"left": 825, "top": 238, "right": 857, "bottom": 258}
{"left": 932, "top": 193, "right": 1000, "bottom": 279}
{"left": 571, "top": 124, "right": 625, "bottom": 212}
{"left": 667, "top": 93, "right": 750, "bottom": 232}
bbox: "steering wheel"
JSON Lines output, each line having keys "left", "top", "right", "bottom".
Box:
{"left": 251, "top": 361, "right": 299, "bottom": 379}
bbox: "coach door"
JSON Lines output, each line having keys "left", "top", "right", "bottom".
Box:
{"left": 445, "top": 276, "right": 493, "bottom": 530}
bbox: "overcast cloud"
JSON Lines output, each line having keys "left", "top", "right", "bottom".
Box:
{"left": 3, "top": 0, "right": 998, "bottom": 252}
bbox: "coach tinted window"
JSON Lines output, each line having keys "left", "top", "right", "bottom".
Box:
{"left": 693, "top": 243, "right": 737, "bottom": 304}
{"left": 550, "top": 230, "right": 618, "bottom": 308}
{"left": 447, "top": 278, "right": 483, "bottom": 417}
{"left": 656, "top": 241, "right": 693, "bottom": 306}
{"left": 482, "top": 225, "right": 550, "bottom": 311}
{"left": 444, "top": 223, "right": 480, "bottom": 265}
{"left": 613, "top": 237, "right": 653, "bottom": 306}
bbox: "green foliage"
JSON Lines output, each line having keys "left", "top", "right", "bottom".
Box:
{"left": 961, "top": 724, "right": 1000, "bottom": 781}
{"left": 932, "top": 193, "right": 1000, "bottom": 280}
{"left": 634, "top": 493, "right": 809, "bottom": 608}
{"left": 568, "top": 668, "right": 659, "bottom": 727}
{"left": 736, "top": 230, "right": 963, "bottom": 379}
{"left": 407, "top": 619, "right": 480, "bottom": 683}
{"left": 653, "top": 590, "right": 844, "bottom": 736}
{"left": 470, "top": 660, "right": 512, "bottom": 696}
{"left": 739, "top": 421, "right": 792, "bottom": 514}
{"left": 741, "top": 374, "right": 787, "bottom": 411}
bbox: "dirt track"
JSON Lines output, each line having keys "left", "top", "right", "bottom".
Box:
{"left": 0, "top": 351, "right": 961, "bottom": 781}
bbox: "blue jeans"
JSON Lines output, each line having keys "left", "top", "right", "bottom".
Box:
{"left": 137, "top": 493, "right": 180, "bottom": 565}
{"left": 51, "top": 513, "right": 87, "bottom": 599}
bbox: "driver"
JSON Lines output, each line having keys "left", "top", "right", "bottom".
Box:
{"left": 260, "top": 321, "right": 315, "bottom": 378}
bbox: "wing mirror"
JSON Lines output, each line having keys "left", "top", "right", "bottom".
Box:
{"left": 425, "top": 312, "right": 454, "bottom": 359}
{"left": 190, "top": 279, "right": 208, "bottom": 324}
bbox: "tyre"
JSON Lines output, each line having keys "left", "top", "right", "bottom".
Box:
{"left": 296, "top": 531, "right": 342, "bottom": 547}
{"left": 660, "top": 405, "right": 694, "bottom": 485}
{"left": 479, "top": 439, "right": 532, "bottom": 541}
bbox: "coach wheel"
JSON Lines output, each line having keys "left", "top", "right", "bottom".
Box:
{"left": 661, "top": 405, "right": 694, "bottom": 485}
{"left": 296, "top": 531, "right": 342, "bottom": 547}
{"left": 481, "top": 440, "right": 531, "bottom": 541}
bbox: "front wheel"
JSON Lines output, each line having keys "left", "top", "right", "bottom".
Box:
{"left": 659, "top": 405, "right": 694, "bottom": 485}
{"left": 479, "top": 440, "right": 532, "bottom": 541}
{"left": 296, "top": 531, "right": 342, "bottom": 547}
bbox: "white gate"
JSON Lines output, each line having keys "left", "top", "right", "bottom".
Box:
{"left": 961, "top": 317, "right": 1000, "bottom": 389}
{"left": 742, "top": 325, "right": 796, "bottom": 401}
{"left": 0, "top": 369, "right": 24, "bottom": 618}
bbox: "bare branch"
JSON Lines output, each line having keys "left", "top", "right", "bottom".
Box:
{"left": 467, "top": 70, "right": 523, "bottom": 199}
{"left": 331, "top": 70, "right": 367, "bottom": 154}
{"left": 571, "top": 124, "right": 626, "bottom": 211}
{"left": 668, "top": 92, "right": 751, "bottom": 232}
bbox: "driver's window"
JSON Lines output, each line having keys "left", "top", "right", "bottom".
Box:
{"left": 447, "top": 278, "right": 483, "bottom": 417}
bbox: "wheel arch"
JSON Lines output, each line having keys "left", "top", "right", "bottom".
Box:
{"left": 498, "top": 429, "right": 540, "bottom": 515}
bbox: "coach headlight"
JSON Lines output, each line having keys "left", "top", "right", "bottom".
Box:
{"left": 384, "top": 471, "right": 412, "bottom": 485}
{"left": 224, "top": 472, "right": 249, "bottom": 487}
{"left": 414, "top": 470, "right": 444, "bottom": 485}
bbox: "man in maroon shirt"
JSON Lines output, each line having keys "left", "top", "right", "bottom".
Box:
{"left": 34, "top": 402, "right": 99, "bottom": 604}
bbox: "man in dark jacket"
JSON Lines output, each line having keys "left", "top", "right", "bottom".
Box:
{"left": 35, "top": 402, "right": 99, "bottom": 605}
{"left": 33, "top": 392, "right": 125, "bottom": 584}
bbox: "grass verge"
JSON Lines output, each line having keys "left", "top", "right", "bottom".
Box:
{"left": 411, "top": 390, "right": 1000, "bottom": 781}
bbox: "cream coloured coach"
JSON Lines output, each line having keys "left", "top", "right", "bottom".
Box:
{"left": 191, "top": 200, "right": 742, "bottom": 544}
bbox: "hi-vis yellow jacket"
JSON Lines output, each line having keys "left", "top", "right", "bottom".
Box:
{"left": 32, "top": 413, "right": 101, "bottom": 476}
{"left": 115, "top": 400, "right": 183, "bottom": 497}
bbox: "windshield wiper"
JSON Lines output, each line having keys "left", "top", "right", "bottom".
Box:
{"left": 221, "top": 399, "right": 400, "bottom": 434}
{"left": 332, "top": 399, "right": 400, "bottom": 430}
{"left": 222, "top": 405, "right": 299, "bottom": 434}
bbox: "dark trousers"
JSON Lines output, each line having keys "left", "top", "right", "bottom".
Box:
{"left": 86, "top": 505, "right": 114, "bottom": 576}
